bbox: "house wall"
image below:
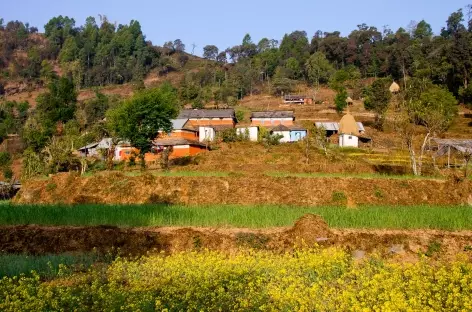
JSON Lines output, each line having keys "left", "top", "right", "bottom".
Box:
{"left": 339, "top": 134, "right": 359, "bottom": 148}
{"left": 187, "top": 118, "right": 235, "bottom": 127}
{"left": 236, "top": 127, "right": 258, "bottom": 142}
{"left": 290, "top": 130, "right": 307, "bottom": 142}
{"left": 251, "top": 118, "right": 294, "bottom": 127}
{"left": 199, "top": 127, "right": 215, "bottom": 142}
{"left": 159, "top": 130, "right": 198, "bottom": 140}
{"left": 273, "top": 131, "right": 291, "bottom": 143}
{"left": 115, "top": 146, "right": 138, "bottom": 161}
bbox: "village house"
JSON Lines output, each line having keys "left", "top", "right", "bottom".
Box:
{"left": 236, "top": 125, "right": 259, "bottom": 142}
{"left": 315, "top": 113, "right": 370, "bottom": 148}
{"left": 77, "top": 138, "right": 136, "bottom": 161}
{"left": 270, "top": 125, "right": 307, "bottom": 143}
{"left": 283, "top": 95, "right": 313, "bottom": 105}
{"left": 250, "top": 111, "right": 295, "bottom": 127}
{"left": 152, "top": 118, "right": 208, "bottom": 159}
{"left": 177, "top": 109, "right": 237, "bottom": 142}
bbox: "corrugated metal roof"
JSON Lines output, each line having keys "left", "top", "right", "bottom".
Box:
{"left": 251, "top": 111, "right": 294, "bottom": 119}
{"left": 315, "top": 122, "right": 339, "bottom": 131}
{"left": 357, "top": 122, "right": 365, "bottom": 132}
{"left": 178, "top": 109, "right": 235, "bottom": 119}
{"left": 171, "top": 119, "right": 189, "bottom": 130}
{"left": 315, "top": 122, "right": 365, "bottom": 132}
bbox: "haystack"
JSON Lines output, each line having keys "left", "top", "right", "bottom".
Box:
{"left": 346, "top": 97, "right": 354, "bottom": 105}
{"left": 389, "top": 81, "right": 400, "bottom": 93}
{"left": 339, "top": 112, "right": 359, "bottom": 135}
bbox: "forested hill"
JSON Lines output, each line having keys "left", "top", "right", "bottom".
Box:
{"left": 1, "top": 6, "right": 472, "bottom": 103}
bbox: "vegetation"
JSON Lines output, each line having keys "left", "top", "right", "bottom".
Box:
{"left": 106, "top": 83, "right": 179, "bottom": 164}
{"left": 0, "top": 253, "right": 102, "bottom": 278}
{"left": 1, "top": 203, "right": 472, "bottom": 230}
{"left": 1, "top": 248, "right": 472, "bottom": 311}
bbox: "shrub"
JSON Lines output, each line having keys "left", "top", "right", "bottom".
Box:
{"left": 3, "top": 167, "right": 13, "bottom": 180}
{"left": 332, "top": 191, "right": 347, "bottom": 202}
{"left": 0, "top": 152, "right": 11, "bottom": 167}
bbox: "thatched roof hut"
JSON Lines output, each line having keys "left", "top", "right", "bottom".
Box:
{"left": 339, "top": 112, "right": 359, "bottom": 135}
{"left": 346, "top": 97, "right": 354, "bottom": 105}
{"left": 389, "top": 81, "right": 400, "bottom": 93}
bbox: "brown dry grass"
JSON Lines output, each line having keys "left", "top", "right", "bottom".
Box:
{"left": 14, "top": 171, "right": 472, "bottom": 206}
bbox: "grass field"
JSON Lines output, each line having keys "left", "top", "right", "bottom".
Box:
{"left": 1, "top": 203, "right": 471, "bottom": 230}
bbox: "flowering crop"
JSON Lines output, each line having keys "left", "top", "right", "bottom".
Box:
{"left": 1, "top": 248, "right": 472, "bottom": 311}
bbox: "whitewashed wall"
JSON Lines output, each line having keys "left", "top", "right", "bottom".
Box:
{"left": 339, "top": 134, "right": 359, "bottom": 147}
{"left": 199, "top": 127, "right": 215, "bottom": 142}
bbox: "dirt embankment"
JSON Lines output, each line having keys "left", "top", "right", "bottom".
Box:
{"left": 1, "top": 215, "right": 471, "bottom": 262}
{"left": 14, "top": 172, "right": 472, "bottom": 206}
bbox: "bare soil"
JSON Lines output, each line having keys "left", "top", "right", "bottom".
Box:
{"left": 1, "top": 214, "right": 471, "bottom": 262}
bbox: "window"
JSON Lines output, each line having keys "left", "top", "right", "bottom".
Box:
{"left": 348, "top": 136, "right": 352, "bottom": 139}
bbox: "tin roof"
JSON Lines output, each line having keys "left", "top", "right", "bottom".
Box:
{"left": 171, "top": 118, "right": 189, "bottom": 130}
{"left": 177, "top": 109, "right": 235, "bottom": 119}
{"left": 251, "top": 111, "right": 294, "bottom": 119}
{"left": 315, "top": 122, "right": 365, "bottom": 132}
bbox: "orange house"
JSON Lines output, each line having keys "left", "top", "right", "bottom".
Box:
{"left": 150, "top": 118, "right": 208, "bottom": 159}
{"left": 250, "top": 111, "right": 295, "bottom": 127}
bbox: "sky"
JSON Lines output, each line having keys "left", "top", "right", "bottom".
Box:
{"left": 2, "top": 0, "right": 471, "bottom": 55}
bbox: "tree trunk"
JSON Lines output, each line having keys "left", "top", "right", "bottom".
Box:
{"left": 416, "top": 133, "right": 430, "bottom": 176}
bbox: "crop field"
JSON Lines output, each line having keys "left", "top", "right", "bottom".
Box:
{"left": 1, "top": 203, "right": 472, "bottom": 230}
{"left": 1, "top": 248, "right": 472, "bottom": 311}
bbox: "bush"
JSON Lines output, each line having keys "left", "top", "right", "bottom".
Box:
{"left": 0, "top": 152, "right": 11, "bottom": 167}
{"left": 3, "top": 167, "right": 13, "bottom": 180}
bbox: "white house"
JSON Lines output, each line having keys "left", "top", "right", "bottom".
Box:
{"left": 198, "top": 126, "right": 215, "bottom": 142}
{"left": 236, "top": 126, "right": 258, "bottom": 142}
{"left": 271, "top": 124, "right": 291, "bottom": 143}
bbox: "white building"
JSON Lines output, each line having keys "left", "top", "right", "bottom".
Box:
{"left": 236, "top": 126, "right": 258, "bottom": 142}
{"left": 338, "top": 113, "right": 360, "bottom": 148}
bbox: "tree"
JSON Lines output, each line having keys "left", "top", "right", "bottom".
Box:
{"left": 36, "top": 77, "right": 77, "bottom": 132}
{"left": 203, "top": 45, "right": 219, "bottom": 60}
{"left": 335, "top": 88, "right": 348, "bottom": 113}
{"left": 305, "top": 52, "right": 334, "bottom": 86}
{"left": 397, "top": 83, "right": 458, "bottom": 176}
{"left": 84, "top": 91, "right": 109, "bottom": 125}
{"left": 173, "top": 39, "right": 185, "bottom": 53}
{"left": 364, "top": 78, "right": 391, "bottom": 129}
{"left": 107, "top": 83, "right": 179, "bottom": 166}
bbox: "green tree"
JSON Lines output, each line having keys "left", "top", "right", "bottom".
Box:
{"left": 364, "top": 78, "right": 392, "bottom": 129}
{"left": 397, "top": 83, "right": 458, "bottom": 176}
{"left": 107, "top": 83, "right": 179, "bottom": 165}
{"left": 84, "top": 91, "right": 109, "bottom": 125}
{"left": 203, "top": 45, "right": 219, "bottom": 60}
{"left": 305, "top": 52, "right": 334, "bottom": 86}
{"left": 335, "top": 88, "right": 348, "bottom": 113}
{"left": 36, "top": 77, "right": 77, "bottom": 132}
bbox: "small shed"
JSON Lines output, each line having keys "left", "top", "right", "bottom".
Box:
{"left": 346, "top": 97, "right": 354, "bottom": 105}
{"left": 338, "top": 113, "right": 360, "bottom": 148}
{"left": 389, "top": 81, "right": 400, "bottom": 94}
{"left": 432, "top": 138, "right": 472, "bottom": 168}
{"left": 271, "top": 124, "right": 291, "bottom": 143}
{"left": 78, "top": 138, "right": 114, "bottom": 158}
